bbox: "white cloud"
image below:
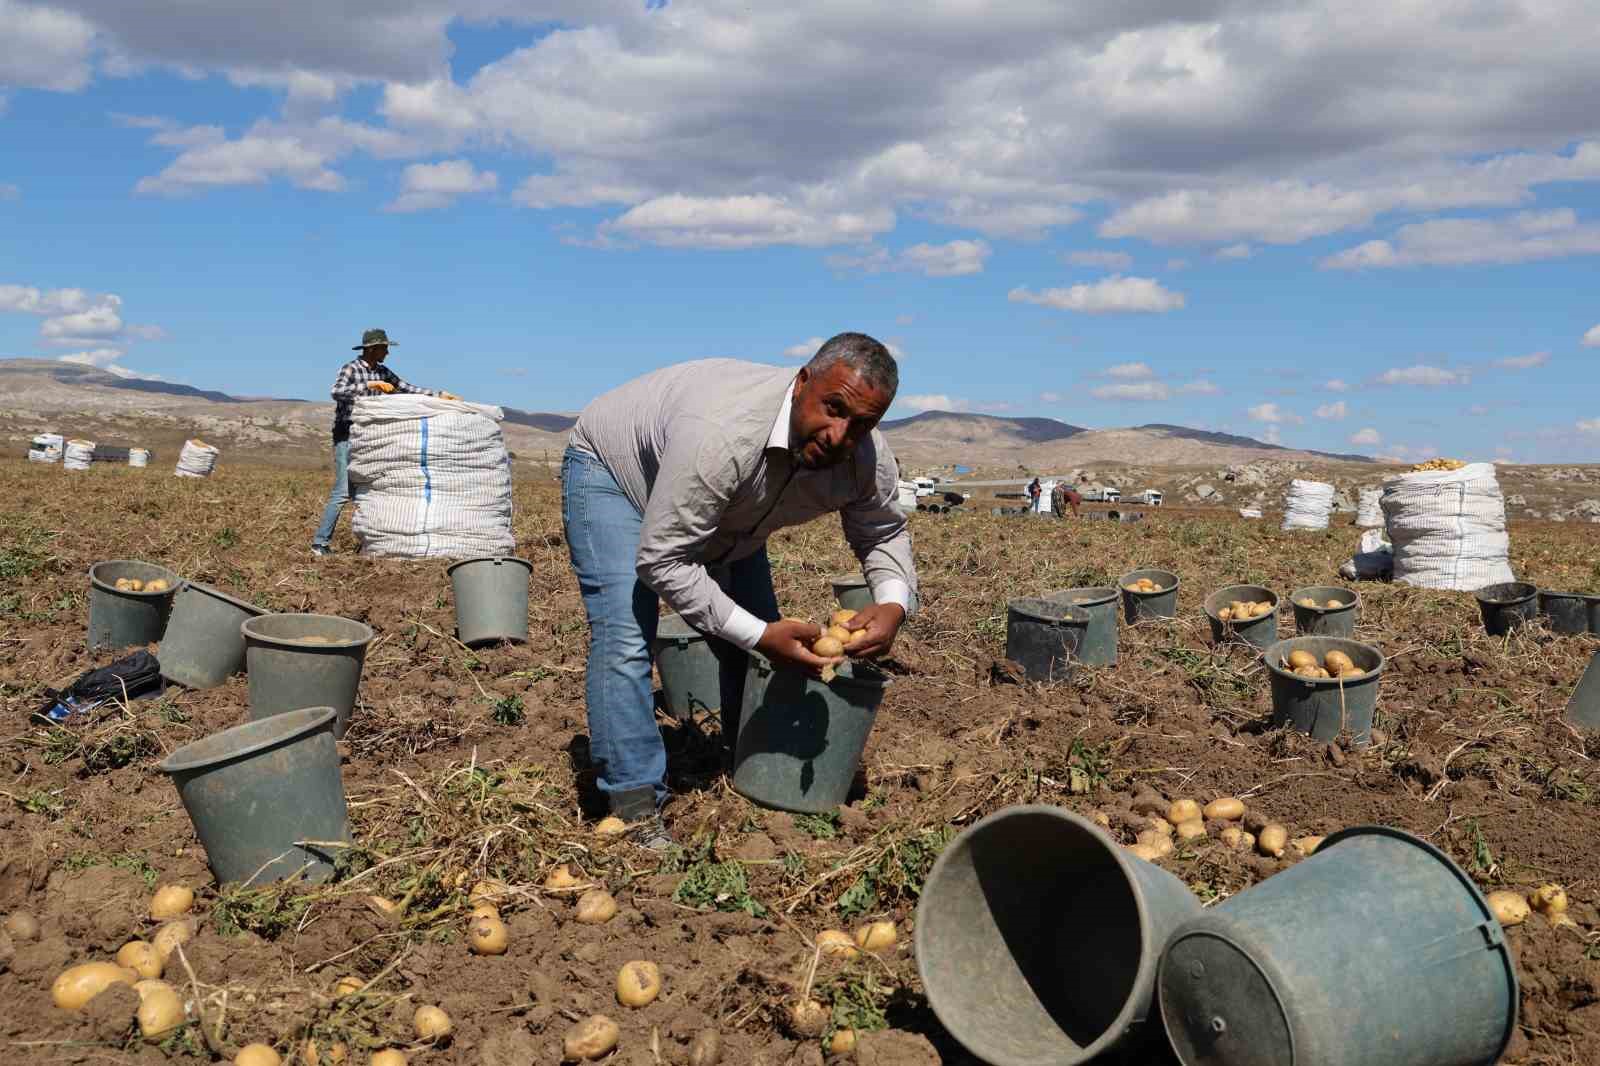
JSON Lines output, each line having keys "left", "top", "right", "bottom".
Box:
{"left": 1178, "top": 379, "right": 1221, "bottom": 396}
{"left": 1248, "top": 402, "right": 1303, "bottom": 425}
{"left": 1493, "top": 351, "right": 1549, "bottom": 370}
{"left": 1323, "top": 379, "right": 1351, "bottom": 393}
{"left": 0, "top": 0, "right": 96, "bottom": 92}
{"left": 0, "top": 182, "right": 18, "bottom": 200}
{"left": 831, "top": 239, "right": 991, "bottom": 277}
{"left": 1375, "top": 364, "right": 1470, "bottom": 387}
{"left": 1349, "top": 428, "right": 1382, "bottom": 446}
{"left": 57, "top": 348, "right": 125, "bottom": 368}
{"left": 784, "top": 337, "right": 825, "bottom": 359}
{"left": 1009, "top": 276, "right": 1185, "bottom": 315}
{"left": 1065, "top": 250, "right": 1132, "bottom": 270}
{"left": 1039, "top": 391, "right": 1063, "bottom": 403}
{"left": 41, "top": 300, "right": 123, "bottom": 342}
{"left": 1322, "top": 209, "right": 1600, "bottom": 269}
{"left": 606, "top": 194, "right": 894, "bottom": 250}
{"left": 1582, "top": 325, "right": 1600, "bottom": 347}
{"left": 1102, "top": 361, "right": 1153, "bottom": 380}
{"left": 1, "top": 281, "right": 162, "bottom": 351}
{"left": 385, "top": 158, "right": 498, "bottom": 213}
{"left": 1315, "top": 401, "right": 1348, "bottom": 420}
{"left": 133, "top": 116, "right": 420, "bottom": 196}
{"left": 1259, "top": 425, "right": 1283, "bottom": 445}
{"left": 1091, "top": 382, "right": 1170, "bottom": 402}
{"left": 897, "top": 393, "right": 958, "bottom": 413}
{"left": 1215, "top": 243, "right": 1253, "bottom": 260}
{"left": 1578, "top": 418, "right": 1600, "bottom": 434}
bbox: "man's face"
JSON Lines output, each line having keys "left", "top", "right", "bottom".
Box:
{"left": 365, "top": 345, "right": 389, "bottom": 363}
{"left": 788, "top": 362, "right": 892, "bottom": 469}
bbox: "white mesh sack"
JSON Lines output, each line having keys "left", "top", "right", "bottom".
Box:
{"left": 29, "top": 434, "right": 64, "bottom": 463}
{"left": 1380, "top": 462, "right": 1513, "bottom": 591}
{"left": 348, "top": 395, "right": 514, "bottom": 559}
{"left": 63, "top": 439, "right": 95, "bottom": 471}
{"left": 175, "top": 439, "right": 219, "bottom": 478}
{"left": 1282, "top": 479, "right": 1336, "bottom": 530}
{"left": 1356, "top": 488, "right": 1383, "bottom": 528}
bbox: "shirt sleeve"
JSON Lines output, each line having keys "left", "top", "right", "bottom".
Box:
{"left": 635, "top": 421, "right": 769, "bottom": 650}
{"left": 840, "top": 438, "right": 918, "bottom": 615}
{"left": 330, "top": 363, "right": 362, "bottom": 400}
{"left": 383, "top": 366, "right": 437, "bottom": 397}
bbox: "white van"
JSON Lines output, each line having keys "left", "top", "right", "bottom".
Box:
{"left": 913, "top": 477, "right": 938, "bottom": 498}
{"left": 1102, "top": 487, "right": 1122, "bottom": 503}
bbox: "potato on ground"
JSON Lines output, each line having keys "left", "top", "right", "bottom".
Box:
{"left": 564, "top": 1015, "right": 621, "bottom": 1060}
{"left": 616, "top": 960, "right": 662, "bottom": 1007}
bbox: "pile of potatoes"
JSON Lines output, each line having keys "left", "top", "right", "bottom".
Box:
{"left": 1486, "top": 884, "right": 1576, "bottom": 929}
{"left": 1282, "top": 648, "right": 1365, "bottom": 681}
{"left": 42, "top": 885, "right": 196, "bottom": 1040}
{"left": 1218, "top": 599, "right": 1273, "bottom": 622}
{"left": 1123, "top": 577, "right": 1165, "bottom": 594}
{"left": 1409, "top": 458, "right": 1466, "bottom": 473}
{"left": 113, "top": 577, "right": 171, "bottom": 593}
{"left": 1118, "top": 796, "right": 1325, "bottom": 864}
{"left": 1295, "top": 596, "right": 1347, "bottom": 610}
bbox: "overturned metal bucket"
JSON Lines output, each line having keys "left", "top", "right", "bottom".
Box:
{"left": 158, "top": 582, "right": 266, "bottom": 690}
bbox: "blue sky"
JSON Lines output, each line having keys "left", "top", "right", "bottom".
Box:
{"left": 2, "top": 1, "right": 1598, "bottom": 462}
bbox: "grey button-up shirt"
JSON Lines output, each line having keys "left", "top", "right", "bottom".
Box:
{"left": 568, "top": 359, "right": 915, "bottom": 650}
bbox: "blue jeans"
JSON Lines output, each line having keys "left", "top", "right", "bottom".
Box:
{"left": 561, "top": 447, "right": 778, "bottom": 804}
{"left": 312, "top": 440, "right": 351, "bottom": 549}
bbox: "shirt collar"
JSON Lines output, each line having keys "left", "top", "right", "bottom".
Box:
{"left": 767, "top": 377, "right": 796, "bottom": 452}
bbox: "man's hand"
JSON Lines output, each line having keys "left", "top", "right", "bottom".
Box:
{"left": 366, "top": 381, "right": 396, "bottom": 394}
{"left": 439, "top": 391, "right": 462, "bottom": 401}
{"left": 841, "top": 603, "right": 905, "bottom": 659}
{"left": 755, "top": 618, "right": 843, "bottom": 678}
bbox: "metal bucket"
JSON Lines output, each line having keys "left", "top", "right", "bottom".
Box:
{"left": 1044, "top": 587, "right": 1118, "bottom": 666}
{"left": 1589, "top": 595, "right": 1600, "bottom": 636}
{"left": 158, "top": 707, "right": 351, "bottom": 886}
{"left": 917, "top": 806, "right": 1203, "bottom": 1066}
{"left": 241, "top": 614, "right": 373, "bottom": 739}
{"left": 158, "top": 582, "right": 267, "bottom": 689}
{"left": 1005, "top": 598, "right": 1089, "bottom": 683}
{"left": 731, "top": 655, "right": 888, "bottom": 813}
{"left": 651, "top": 613, "right": 721, "bottom": 721}
{"left": 1205, "top": 585, "right": 1279, "bottom": 649}
{"left": 1159, "top": 825, "right": 1517, "bottom": 1066}
{"left": 1565, "top": 651, "right": 1600, "bottom": 730}
{"left": 1263, "top": 636, "right": 1385, "bottom": 745}
{"left": 1119, "top": 569, "right": 1179, "bottom": 623}
{"left": 446, "top": 556, "right": 532, "bottom": 647}
{"left": 1538, "top": 590, "right": 1590, "bottom": 636}
{"left": 87, "top": 560, "right": 181, "bottom": 651}
{"left": 1289, "top": 585, "right": 1359, "bottom": 638}
{"left": 830, "top": 574, "right": 873, "bottom": 612}
{"left": 1474, "top": 582, "right": 1539, "bottom": 637}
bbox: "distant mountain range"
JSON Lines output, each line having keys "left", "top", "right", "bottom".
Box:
{"left": 0, "top": 358, "right": 1373, "bottom": 469}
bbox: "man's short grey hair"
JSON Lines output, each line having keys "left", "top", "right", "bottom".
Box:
{"left": 806, "top": 332, "right": 898, "bottom": 397}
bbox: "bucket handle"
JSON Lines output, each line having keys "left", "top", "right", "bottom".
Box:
{"left": 1408, "top": 919, "right": 1505, "bottom": 969}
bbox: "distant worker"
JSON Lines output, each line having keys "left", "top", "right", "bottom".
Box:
{"left": 1027, "top": 477, "right": 1042, "bottom": 509}
{"left": 563, "top": 333, "right": 917, "bottom": 848}
{"left": 311, "top": 328, "right": 459, "bottom": 557}
{"left": 1052, "top": 481, "right": 1081, "bottom": 518}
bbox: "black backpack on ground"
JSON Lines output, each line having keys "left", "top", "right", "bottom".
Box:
{"left": 33, "top": 651, "right": 163, "bottom": 723}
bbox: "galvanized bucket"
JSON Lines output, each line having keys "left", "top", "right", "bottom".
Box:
{"left": 242, "top": 613, "right": 373, "bottom": 739}
{"left": 158, "top": 707, "right": 351, "bottom": 886}
{"left": 917, "top": 806, "right": 1203, "bottom": 1066}
{"left": 1588, "top": 595, "right": 1600, "bottom": 636}
{"left": 1263, "top": 636, "right": 1385, "bottom": 745}
{"left": 1474, "top": 582, "right": 1538, "bottom": 637}
{"left": 1538, "top": 590, "right": 1590, "bottom": 636}
{"left": 87, "top": 560, "right": 181, "bottom": 651}
{"left": 731, "top": 655, "right": 888, "bottom": 813}
{"left": 447, "top": 556, "right": 531, "bottom": 647}
{"left": 158, "top": 582, "right": 266, "bottom": 689}
{"left": 1565, "top": 651, "right": 1600, "bottom": 730}
{"left": 1044, "top": 587, "right": 1119, "bottom": 666}
{"left": 1159, "top": 825, "right": 1517, "bottom": 1066}
{"left": 1005, "top": 598, "right": 1089, "bottom": 683}
{"left": 1120, "top": 569, "right": 1180, "bottom": 623}
{"left": 651, "top": 613, "right": 722, "bottom": 721}
{"left": 830, "top": 574, "right": 873, "bottom": 613}
{"left": 1289, "top": 585, "right": 1359, "bottom": 638}
{"left": 1205, "top": 585, "right": 1280, "bottom": 650}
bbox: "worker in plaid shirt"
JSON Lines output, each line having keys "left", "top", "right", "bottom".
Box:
{"left": 311, "top": 328, "right": 459, "bottom": 556}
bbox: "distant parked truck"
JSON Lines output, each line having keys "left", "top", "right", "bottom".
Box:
{"left": 913, "top": 477, "right": 938, "bottom": 498}
{"left": 1135, "top": 489, "right": 1163, "bottom": 507}
{"left": 1101, "top": 487, "right": 1122, "bottom": 503}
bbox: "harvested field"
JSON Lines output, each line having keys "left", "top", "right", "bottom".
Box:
{"left": 1, "top": 457, "right": 1598, "bottom": 1065}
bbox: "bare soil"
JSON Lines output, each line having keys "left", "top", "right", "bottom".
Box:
{"left": 1, "top": 458, "right": 1597, "bottom": 1065}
